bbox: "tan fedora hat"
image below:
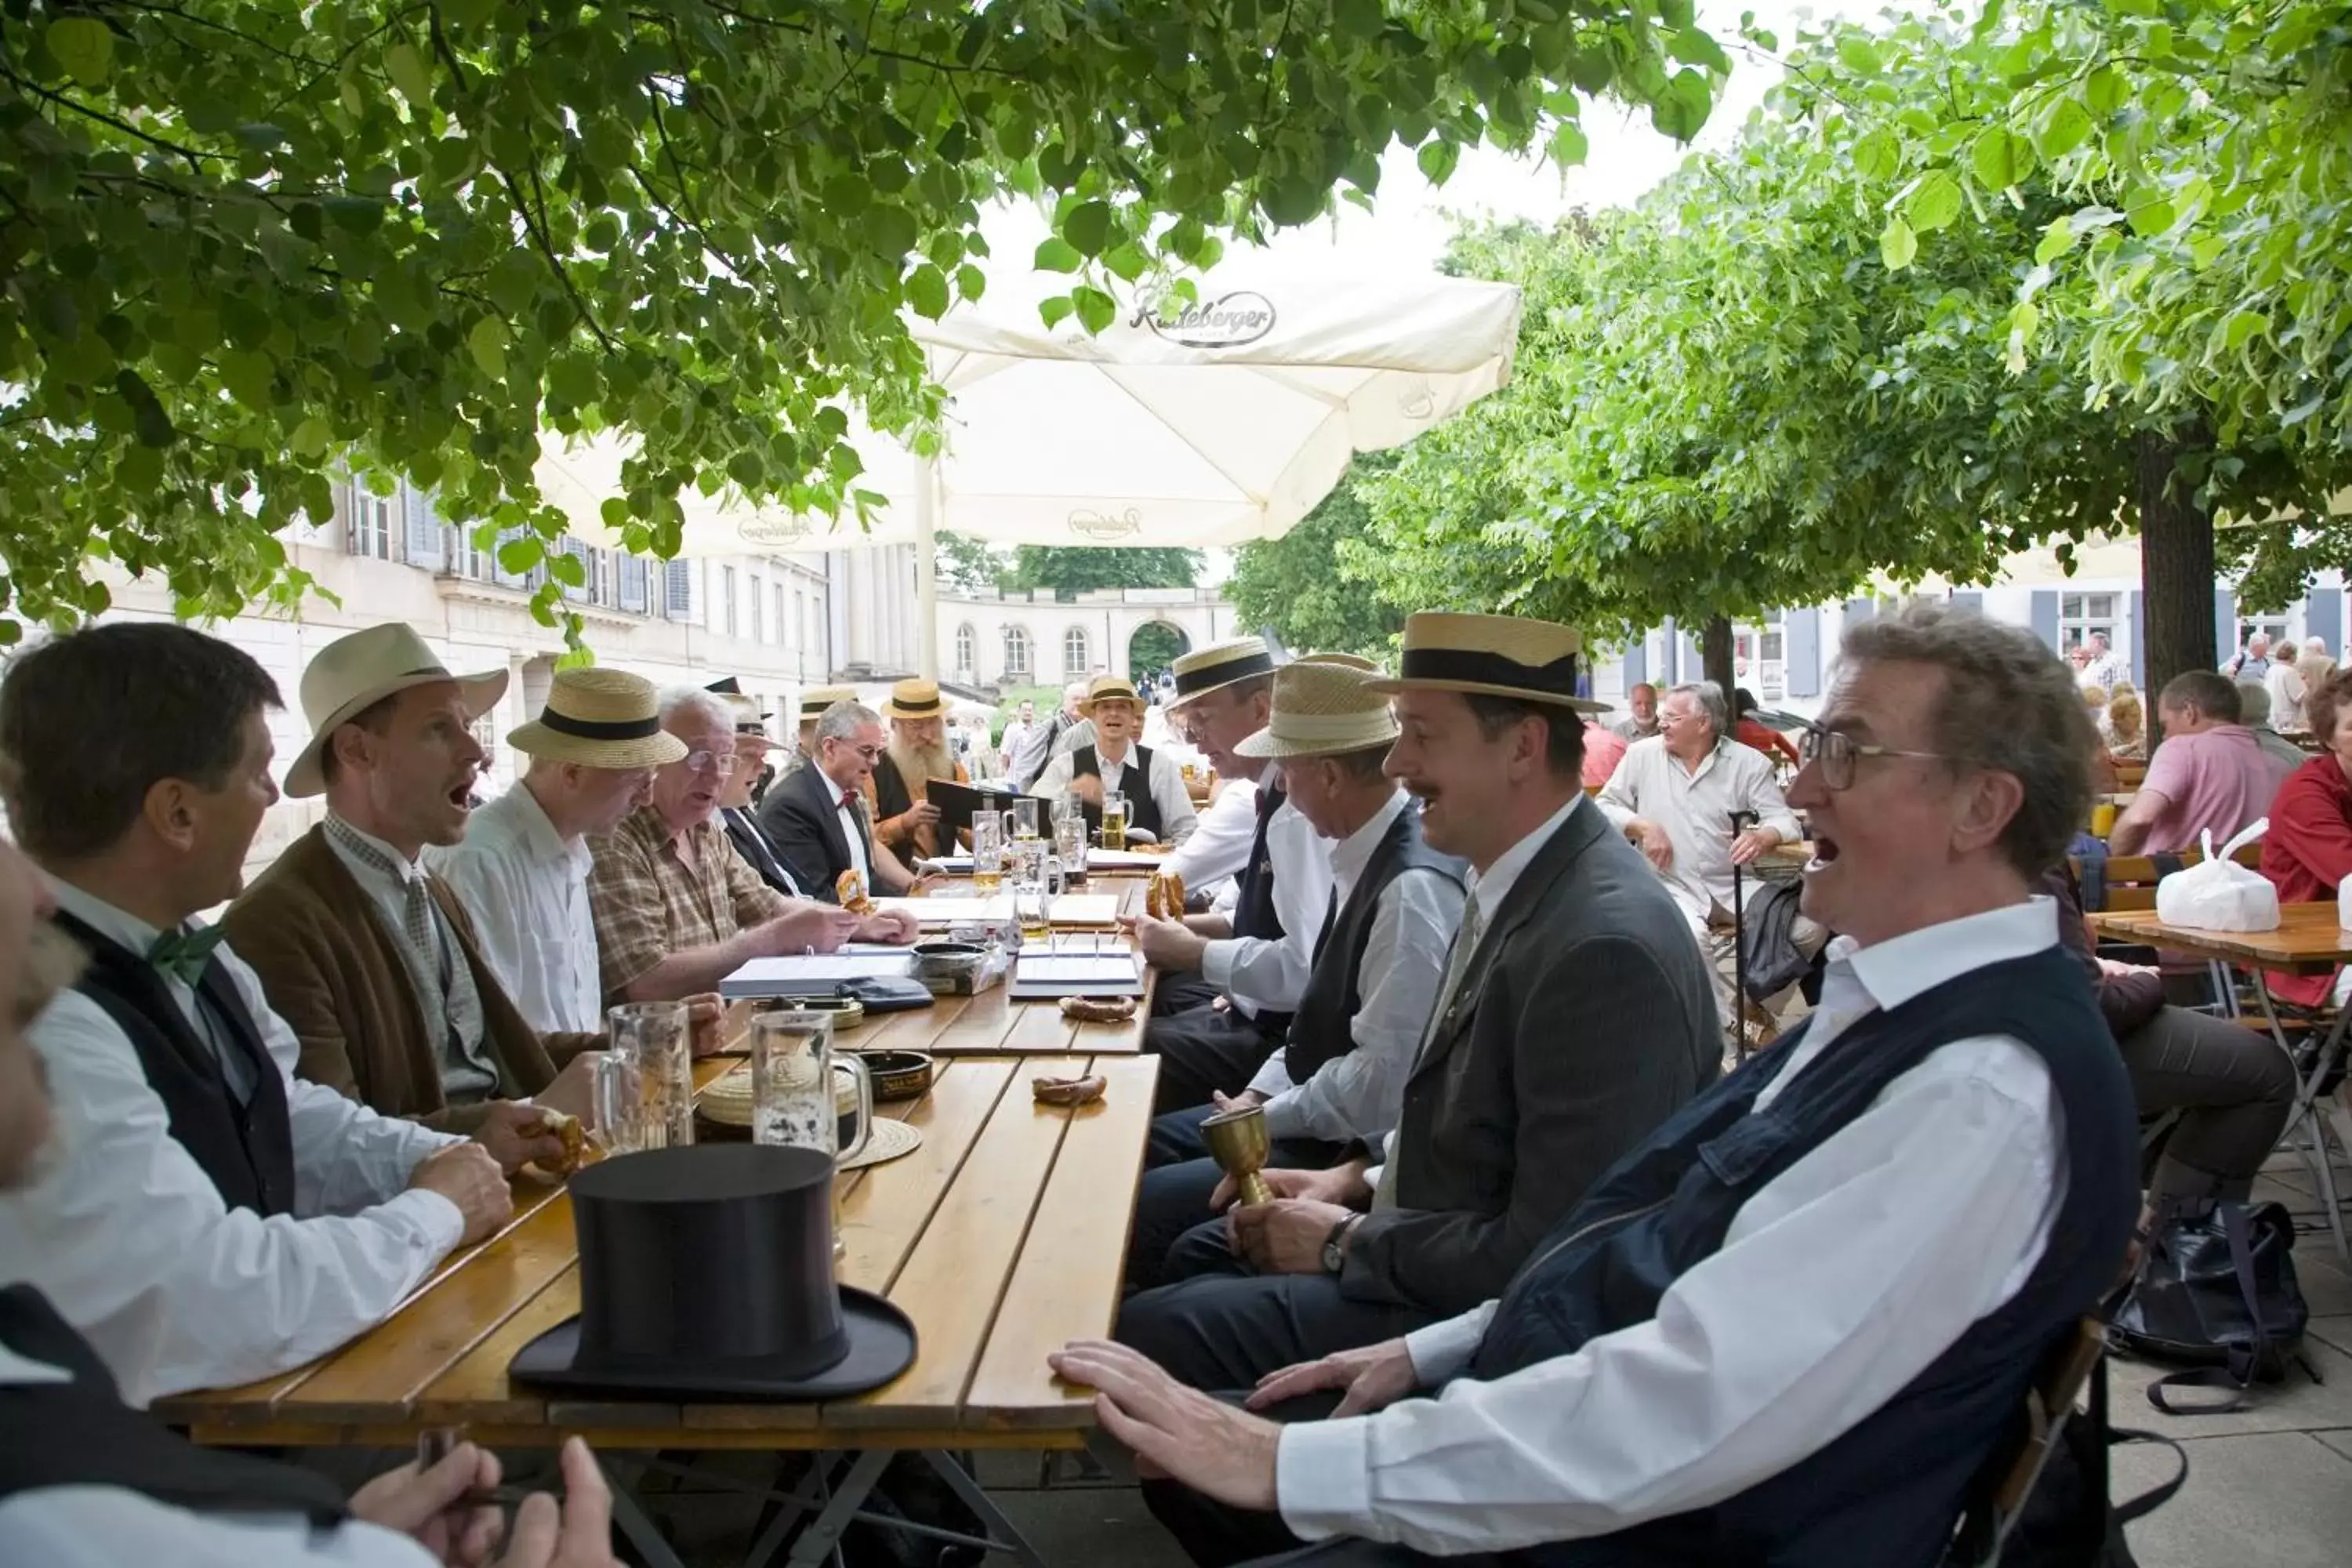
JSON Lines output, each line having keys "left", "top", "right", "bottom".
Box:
{"left": 1366, "top": 612, "right": 1606, "bottom": 713}
{"left": 797, "top": 684, "right": 858, "bottom": 722}
{"left": 1234, "top": 662, "right": 1401, "bottom": 760}
{"left": 880, "top": 677, "right": 948, "bottom": 722}
{"left": 1077, "top": 674, "right": 1145, "bottom": 715}
{"left": 285, "top": 624, "right": 509, "bottom": 797}
{"left": 1167, "top": 637, "right": 1277, "bottom": 710}
{"left": 509, "top": 668, "right": 690, "bottom": 770}
{"left": 1295, "top": 652, "right": 1383, "bottom": 673}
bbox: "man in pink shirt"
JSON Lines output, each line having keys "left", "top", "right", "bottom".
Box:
{"left": 1580, "top": 720, "right": 1628, "bottom": 789}
{"left": 2109, "top": 670, "right": 2290, "bottom": 855}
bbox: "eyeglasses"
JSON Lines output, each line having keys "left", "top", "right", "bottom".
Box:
{"left": 681, "top": 749, "right": 739, "bottom": 775}
{"left": 1797, "top": 726, "right": 1947, "bottom": 791}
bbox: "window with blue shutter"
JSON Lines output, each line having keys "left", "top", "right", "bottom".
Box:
{"left": 665, "top": 560, "right": 694, "bottom": 619}
{"left": 401, "top": 484, "right": 445, "bottom": 572}
{"left": 1784, "top": 607, "right": 1822, "bottom": 697}
{"left": 619, "top": 556, "right": 649, "bottom": 614}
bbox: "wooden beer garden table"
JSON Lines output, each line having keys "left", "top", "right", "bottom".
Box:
{"left": 156, "top": 872, "right": 1167, "bottom": 1567}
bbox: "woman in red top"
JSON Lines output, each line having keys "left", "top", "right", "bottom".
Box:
{"left": 2259, "top": 668, "right": 2352, "bottom": 1008}
{"left": 1731, "top": 687, "right": 1801, "bottom": 768}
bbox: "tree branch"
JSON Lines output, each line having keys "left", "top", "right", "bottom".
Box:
{"left": 0, "top": 68, "right": 215, "bottom": 170}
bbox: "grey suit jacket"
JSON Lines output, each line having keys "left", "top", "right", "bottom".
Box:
{"left": 1343, "top": 795, "right": 1719, "bottom": 1314}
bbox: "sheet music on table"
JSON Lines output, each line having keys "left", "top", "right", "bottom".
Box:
{"left": 1008, "top": 944, "right": 1145, "bottom": 1000}
{"left": 718, "top": 953, "right": 916, "bottom": 998}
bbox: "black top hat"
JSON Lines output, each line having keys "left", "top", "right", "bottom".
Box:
{"left": 705, "top": 675, "right": 773, "bottom": 724}
{"left": 509, "top": 1145, "right": 916, "bottom": 1399}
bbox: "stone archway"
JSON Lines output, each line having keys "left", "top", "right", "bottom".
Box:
{"left": 1127, "top": 620, "right": 1190, "bottom": 682}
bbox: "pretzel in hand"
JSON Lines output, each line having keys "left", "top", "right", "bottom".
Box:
{"left": 1060, "top": 996, "right": 1137, "bottom": 1025}
{"left": 835, "top": 868, "right": 877, "bottom": 916}
{"left": 1145, "top": 868, "right": 1187, "bottom": 921}
{"left": 534, "top": 1109, "right": 590, "bottom": 1175}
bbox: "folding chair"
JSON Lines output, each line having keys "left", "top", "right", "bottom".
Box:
{"left": 1943, "top": 1317, "right": 2107, "bottom": 1567}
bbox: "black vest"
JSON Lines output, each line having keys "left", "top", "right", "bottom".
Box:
{"left": 1071, "top": 743, "right": 1165, "bottom": 838}
{"left": 871, "top": 753, "right": 918, "bottom": 824}
{"left": 1286, "top": 804, "right": 1465, "bottom": 1083}
{"left": 1468, "top": 945, "right": 2138, "bottom": 1568}
{"left": 0, "top": 1286, "right": 347, "bottom": 1526}
{"left": 50, "top": 910, "right": 296, "bottom": 1218}
{"left": 1229, "top": 782, "right": 1293, "bottom": 1035}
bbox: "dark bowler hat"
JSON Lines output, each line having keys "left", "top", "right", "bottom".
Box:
{"left": 509, "top": 1145, "right": 916, "bottom": 1399}
{"left": 1367, "top": 612, "right": 1607, "bottom": 713}
{"left": 705, "top": 674, "right": 772, "bottom": 720}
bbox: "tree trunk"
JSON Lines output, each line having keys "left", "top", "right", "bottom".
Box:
{"left": 1702, "top": 615, "right": 1736, "bottom": 701}
{"left": 2137, "top": 430, "right": 2217, "bottom": 747}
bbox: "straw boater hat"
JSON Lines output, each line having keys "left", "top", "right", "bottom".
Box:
{"left": 1295, "top": 652, "right": 1382, "bottom": 673}
{"left": 1234, "top": 662, "right": 1402, "bottom": 760}
{"left": 796, "top": 684, "right": 858, "bottom": 724}
{"left": 508, "top": 669, "right": 691, "bottom": 770}
{"left": 1366, "top": 612, "right": 1606, "bottom": 713}
{"left": 1078, "top": 674, "right": 1145, "bottom": 715}
{"left": 284, "top": 624, "right": 509, "bottom": 798}
{"left": 716, "top": 692, "right": 773, "bottom": 742}
{"left": 1167, "top": 637, "right": 1277, "bottom": 710}
{"left": 880, "top": 677, "right": 948, "bottom": 724}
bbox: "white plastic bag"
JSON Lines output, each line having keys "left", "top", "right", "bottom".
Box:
{"left": 2154, "top": 821, "right": 2278, "bottom": 931}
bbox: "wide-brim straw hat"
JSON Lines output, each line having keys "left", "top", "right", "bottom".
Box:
{"left": 1366, "top": 612, "right": 1606, "bottom": 713}
{"left": 1167, "top": 637, "right": 1277, "bottom": 710}
{"left": 1235, "top": 662, "right": 1401, "bottom": 759}
{"left": 1295, "top": 652, "right": 1382, "bottom": 673}
{"left": 1078, "top": 675, "right": 1144, "bottom": 716}
{"left": 285, "top": 624, "right": 509, "bottom": 797}
{"left": 509, "top": 668, "right": 690, "bottom": 769}
{"left": 880, "top": 677, "right": 948, "bottom": 723}
{"left": 797, "top": 684, "right": 859, "bottom": 723}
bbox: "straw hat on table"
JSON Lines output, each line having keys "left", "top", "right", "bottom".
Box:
{"left": 509, "top": 668, "right": 689, "bottom": 769}
{"left": 1235, "top": 662, "right": 1401, "bottom": 760}
{"left": 284, "top": 624, "right": 510, "bottom": 798}
{"left": 1365, "top": 612, "right": 1606, "bottom": 713}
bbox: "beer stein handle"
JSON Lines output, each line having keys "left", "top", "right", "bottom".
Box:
{"left": 834, "top": 1057, "right": 873, "bottom": 1161}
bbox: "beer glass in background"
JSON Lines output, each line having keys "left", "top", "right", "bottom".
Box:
{"left": 608, "top": 1000, "right": 695, "bottom": 1149}
{"left": 1099, "top": 789, "right": 1129, "bottom": 851}
{"left": 588, "top": 1053, "right": 648, "bottom": 1156}
{"left": 1008, "top": 796, "right": 1042, "bottom": 840}
{"left": 972, "top": 811, "right": 1005, "bottom": 895}
{"left": 750, "top": 1009, "right": 873, "bottom": 1261}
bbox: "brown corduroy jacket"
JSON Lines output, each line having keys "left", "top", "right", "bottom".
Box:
{"left": 221, "top": 824, "right": 600, "bottom": 1134}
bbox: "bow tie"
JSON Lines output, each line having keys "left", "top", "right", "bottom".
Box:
{"left": 840, "top": 790, "right": 858, "bottom": 811}
{"left": 149, "top": 924, "right": 227, "bottom": 988}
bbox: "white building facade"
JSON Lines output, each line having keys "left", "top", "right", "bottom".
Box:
{"left": 936, "top": 587, "right": 1241, "bottom": 690}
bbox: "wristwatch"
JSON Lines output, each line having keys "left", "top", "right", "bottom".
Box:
{"left": 1321, "top": 1214, "right": 1365, "bottom": 1275}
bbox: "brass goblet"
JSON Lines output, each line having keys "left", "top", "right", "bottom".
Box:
{"left": 1200, "top": 1103, "right": 1275, "bottom": 1207}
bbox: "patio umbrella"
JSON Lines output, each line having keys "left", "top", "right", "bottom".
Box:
{"left": 544, "top": 263, "right": 1523, "bottom": 676}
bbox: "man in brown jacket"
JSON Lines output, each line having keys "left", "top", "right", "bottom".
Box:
{"left": 224, "top": 626, "right": 715, "bottom": 1172}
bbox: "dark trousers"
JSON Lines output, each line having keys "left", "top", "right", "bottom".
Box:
{"left": 1147, "top": 1004, "right": 1288, "bottom": 1114}
{"left": 2122, "top": 1004, "right": 2299, "bottom": 1200}
{"left": 1130, "top": 1108, "right": 1347, "bottom": 1292}
{"left": 1117, "top": 1235, "right": 1443, "bottom": 1391}
{"left": 1156, "top": 969, "right": 1225, "bottom": 1018}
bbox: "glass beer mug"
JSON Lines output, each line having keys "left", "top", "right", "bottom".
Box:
{"left": 971, "top": 811, "right": 1005, "bottom": 895}
{"left": 1099, "top": 789, "right": 1129, "bottom": 851}
{"left": 607, "top": 1001, "right": 695, "bottom": 1149}
{"left": 750, "top": 1009, "right": 874, "bottom": 1258}
{"left": 1007, "top": 796, "right": 1042, "bottom": 840}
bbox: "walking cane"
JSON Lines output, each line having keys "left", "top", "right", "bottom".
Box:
{"left": 1728, "top": 808, "right": 1759, "bottom": 1058}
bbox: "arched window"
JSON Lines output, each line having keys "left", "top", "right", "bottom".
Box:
{"left": 1003, "top": 625, "right": 1032, "bottom": 680}
{"left": 1063, "top": 626, "right": 1090, "bottom": 679}
{"left": 953, "top": 622, "right": 976, "bottom": 678}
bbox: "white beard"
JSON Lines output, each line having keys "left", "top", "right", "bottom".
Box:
{"left": 887, "top": 736, "right": 957, "bottom": 792}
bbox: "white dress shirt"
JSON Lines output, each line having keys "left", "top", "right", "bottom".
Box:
{"left": 833, "top": 783, "right": 873, "bottom": 883}
{"left": 1197, "top": 794, "right": 1332, "bottom": 1016}
{"left": 1597, "top": 736, "right": 1802, "bottom": 924}
{"left": 0, "top": 881, "right": 465, "bottom": 1408}
{"left": 1029, "top": 742, "right": 1200, "bottom": 848}
{"left": 1276, "top": 898, "right": 2067, "bottom": 1554}
{"left": 1163, "top": 776, "right": 1259, "bottom": 892}
{"left": 426, "top": 782, "right": 601, "bottom": 1034}
{"left": 2266, "top": 659, "right": 2307, "bottom": 730}
{"left": 1245, "top": 791, "right": 1465, "bottom": 1143}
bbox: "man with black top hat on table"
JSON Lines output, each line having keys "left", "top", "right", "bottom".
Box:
{"left": 866, "top": 677, "right": 972, "bottom": 862}
{"left": 0, "top": 624, "right": 514, "bottom": 1410}
{"left": 1109, "top": 612, "right": 1718, "bottom": 1402}
{"left": 1127, "top": 661, "right": 1465, "bottom": 1290}
{"left": 706, "top": 679, "right": 806, "bottom": 897}
{"left": 1056, "top": 603, "right": 2141, "bottom": 1568}
{"left": 0, "top": 788, "right": 618, "bottom": 1564}
{"left": 430, "top": 666, "right": 686, "bottom": 1034}
{"left": 1126, "top": 643, "right": 1337, "bottom": 1112}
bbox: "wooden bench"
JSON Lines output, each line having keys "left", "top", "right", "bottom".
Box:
{"left": 2071, "top": 844, "right": 2263, "bottom": 914}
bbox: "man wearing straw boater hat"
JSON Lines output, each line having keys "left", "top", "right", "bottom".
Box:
{"left": 226, "top": 628, "right": 713, "bottom": 1161}
{"left": 866, "top": 677, "right": 972, "bottom": 861}
{"left": 771, "top": 681, "right": 857, "bottom": 791}
{"left": 1031, "top": 673, "right": 1200, "bottom": 849}
{"left": 430, "top": 666, "right": 687, "bottom": 1033}
{"left": 1126, "top": 661, "right": 1465, "bottom": 1290}
{"left": 1139, "top": 639, "right": 1337, "bottom": 1111}
{"left": 1108, "top": 612, "right": 1716, "bottom": 1399}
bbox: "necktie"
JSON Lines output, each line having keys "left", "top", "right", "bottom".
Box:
{"left": 148, "top": 924, "right": 227, "bottom": 988}
{"left": 1377, "top": 897, "right": 1485, "bottom": 1212}
{"left": 327, "top": 818, "right": 443, "bottom": 983}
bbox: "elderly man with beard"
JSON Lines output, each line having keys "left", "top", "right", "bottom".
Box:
{"left": 590, "top": 689, "right": 912, "bottom": 1004}
{"left": 866, "top": 678, "right": 971, "bottom": 862}
{"left": 0, "top": 791, "right": 620, "bottom": 1565}
{"left": 223, "top": 626, "right": 674, "bottom": 1163}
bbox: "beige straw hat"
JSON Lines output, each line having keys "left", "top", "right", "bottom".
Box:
{"left": 716, "top": 692, "right": 775, "bottom": 745}
{"left": 1167, "top": 637, "right": 1277, "bottom": 710}
{"left": 1078, "top": 674, "right": 1144, "bottom": 715}
{"left": 1366, "top": 612, "right": 1606, "bottom": 713}
{"left": 507, "top": 668, "right": 689, "bottom": 770}
{"left": 1234, "top": 662, "right": 1401, "bottom": 759}
{"left": 797, "top": 684, "right": 859, "bottom": 721}
{"left": 1295, "top": 652, "right": 1382, "bottom": 673}
{"left": 285, "top": 624, "right": 509, "bottom": 798}
{"left": 880, "top": 677, "right": 948, "bottom": 722}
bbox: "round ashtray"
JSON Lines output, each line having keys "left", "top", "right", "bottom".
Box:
{"left": 852, "top": 1049, "right": 936, "bottom": 1104}
{"left": 751, "top": 995, "right": 866, "bottom": 1031}
{"left": 910, "top": 941, "right": 985, "bottom": 980}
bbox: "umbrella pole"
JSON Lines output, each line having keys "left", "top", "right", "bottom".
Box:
{"left": 915, "top": 450, "right": 939, "bottom": 680}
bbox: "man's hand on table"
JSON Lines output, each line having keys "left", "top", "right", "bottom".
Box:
{"left": 763, "top": 902, "right": 862, "bottom": 954}
{"left": 470, "top": 1102, "right": 568, "bottom": 1176}
{"left": 682, "top": 992, "right": 727, "bottom": 1057}
{"left": 1125, "top": 910, "right": 1210, "bottom": 971}
{"left": 1049, "top": 1340, "right": 1280, "bottom": 1512}
{"left": 857, "top": 907, "right": 921, "bottom": 944}
{"left": 408, "top": 1142, "right": 513, "bottom": 1244}
{"left": 1248, "top": 1337, "right": 1421, "bottom": 1419}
